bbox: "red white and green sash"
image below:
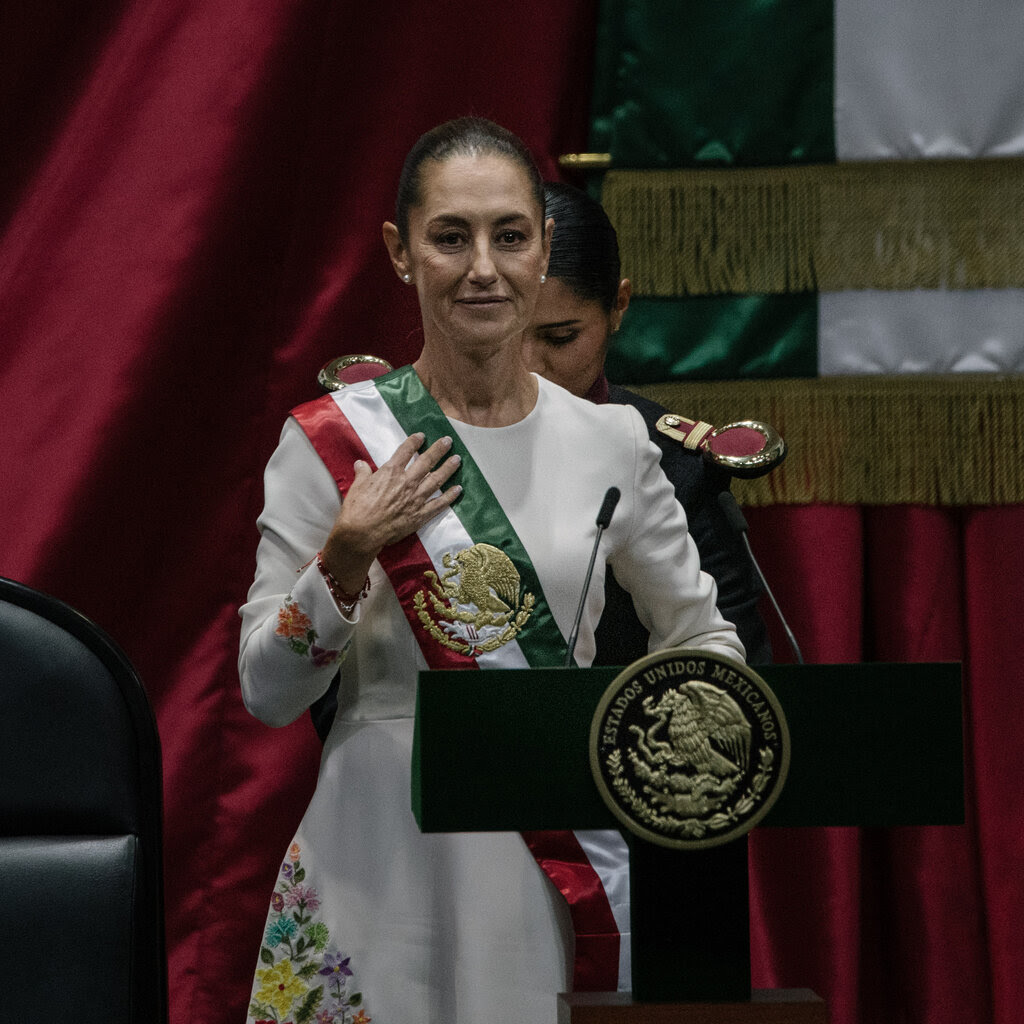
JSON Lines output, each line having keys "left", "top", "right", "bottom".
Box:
{"left": 293, "top": 364, "right": 567, "bottom": 669}
{"left": 291, "top": 365, "right": 628, "bottom": 992}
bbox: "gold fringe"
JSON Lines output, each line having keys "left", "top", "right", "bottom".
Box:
{"left": 603, "top": 160, "right": 1024, "bottom": 295}
{"left": 632, "top": 375, "right": 1024, "bottom": 506}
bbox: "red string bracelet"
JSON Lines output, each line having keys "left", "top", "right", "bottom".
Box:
{"left": 315, "top": 551, "right": 371, "bottom": 611}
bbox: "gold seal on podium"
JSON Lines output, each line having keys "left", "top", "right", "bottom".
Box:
{"left": 590, "top": 649, "right": 790, "bottom": 849}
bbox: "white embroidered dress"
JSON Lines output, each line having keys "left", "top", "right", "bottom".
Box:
{"left": 239, "top": 374, "right": 743, "bottom": 1024}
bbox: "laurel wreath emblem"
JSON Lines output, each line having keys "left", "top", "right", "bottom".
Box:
{"left": 606, "top": 746, "right": 777, "bottom": 840}
{"left": 590, "top": 650, "right": 790, "bottom": 849}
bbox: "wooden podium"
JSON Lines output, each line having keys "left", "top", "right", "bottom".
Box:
{"left": 412, "top": 662, "right": 963, "bottom": 1022}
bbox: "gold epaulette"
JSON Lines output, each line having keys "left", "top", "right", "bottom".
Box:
{"left": 656, "top": 414, "right": 786, "bottom": 478}
{"left": 317, "top": 354, "right": 394, "bottom": 392}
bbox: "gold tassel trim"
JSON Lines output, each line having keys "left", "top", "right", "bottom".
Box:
{"left": 602, "top": 159, "right": 1024, "bottom": 296}
{"left": 633, "top": 375, "right": 1024, "bottom": 506}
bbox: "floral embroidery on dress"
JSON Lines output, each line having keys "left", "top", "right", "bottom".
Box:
{"left": 249, "top": 843, "right": 370, "bottom": 1024}
{"left": 276, "top": 598, "right": 342, "bottom": 667}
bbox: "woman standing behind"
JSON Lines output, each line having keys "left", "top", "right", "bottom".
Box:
{"left": 239, "top": 119, "right": 743, "bottom": 1024}
{"left": 524, "top": 181, "right": 771, "bottom": 665}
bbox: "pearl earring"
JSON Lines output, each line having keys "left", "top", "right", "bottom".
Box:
{"left": 402, "top": 274, "right": 411, "bottom": 283}
{"left": 540, "top": 274, "right": 546, "bottom": 283}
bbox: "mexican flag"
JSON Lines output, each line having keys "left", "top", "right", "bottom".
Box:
{"left": 588, "top": 0, "right": 1024, "bottom": 383}
{"left": 583, "top": 0, "right": 1024, "bottom": 507}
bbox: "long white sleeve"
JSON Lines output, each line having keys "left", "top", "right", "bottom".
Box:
{"left": 238, "top": 419, "right": 358, "bottom": 727}
{"left": 607, "top": 404, "right": 746, "bottom": 665}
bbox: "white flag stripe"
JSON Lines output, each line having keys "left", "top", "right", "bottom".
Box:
{"left": 819, "top": 290, "right": 1024, "bottom": 374}
{"left": 823, "top": 0, "right": 1024, "bottom": 375}
{"left": 834, "top": 0, "right": 1024, "bottom": 161}
{"left": 334, "top": 382, "right": 530, "bottom": 669}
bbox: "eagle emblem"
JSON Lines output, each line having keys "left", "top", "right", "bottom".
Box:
{"left": 590, "top": 650, "right": 789, "bottom": 849}
{"left": 414, "top": 543, "right": 535, "bottom": 656}
{"left": 629, "top": 681, "right": 751, "bottom": 817}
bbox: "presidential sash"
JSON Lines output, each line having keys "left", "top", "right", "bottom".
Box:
{"left": 293, "top": 364, "right": 568, "bottom": 668}
{"left": 292, "top": 365, "right": 626, "bottom": 991}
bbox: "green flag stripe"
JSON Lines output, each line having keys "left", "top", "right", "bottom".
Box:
{"left": 606, "top": 296, "right": 818, "bottom": 383}
{"left": 590, "top": 0, "right": 835, "bottom": 167}
{"left": 588, "top": 0, "right": 836, "bottom": 381}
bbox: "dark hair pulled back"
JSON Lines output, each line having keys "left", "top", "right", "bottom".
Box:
{"left": 395, "top": 117, "right": 545, "bottom": 243}
{"left": 543, "top": 181, "right": 621, "bottom": 313}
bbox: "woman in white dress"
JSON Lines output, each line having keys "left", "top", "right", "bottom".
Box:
{"left": 239, "top": 117, "right": 744, "bottom": 1024}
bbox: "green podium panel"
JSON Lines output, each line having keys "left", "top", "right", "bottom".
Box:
{"left": 412, "top": 661, "right": 962, "bottom": 1004}
{"left": 413, "top": 663, "right": 964, "bottom": 833}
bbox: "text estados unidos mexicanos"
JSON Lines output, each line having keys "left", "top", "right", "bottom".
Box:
{"left": 600, "top": 657, "right": 706, "bottom": 747}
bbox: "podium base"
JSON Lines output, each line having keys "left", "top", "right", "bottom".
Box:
{"left": 557, "top": 989, "right": 827, "bottom": 1024}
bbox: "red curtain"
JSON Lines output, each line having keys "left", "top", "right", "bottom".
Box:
{"left": 745, "top": 504, "right": 1021, "bottom": 1024}
{"left": 1, "top": 5, "right": 1019, "bottom": 1023}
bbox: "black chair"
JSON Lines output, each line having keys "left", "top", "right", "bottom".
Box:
{"left": 0, "top": 576, "right": 167, "bottom": 1024}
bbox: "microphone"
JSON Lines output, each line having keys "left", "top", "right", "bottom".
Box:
{"left": 565, "top": 487, "right": 620, "bottom": 667}
{"left": 717, "top": 490, "right": 804, "bottom": 665}
{"left": 596, "top": 486, "right": 621, "bottom": 530}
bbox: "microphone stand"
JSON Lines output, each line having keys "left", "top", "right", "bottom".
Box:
{"left": 717, "top": 490, "right": 805, "bottom": 665}
{"left": 565, "top": 487, "right": 620, "bottom": 667}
